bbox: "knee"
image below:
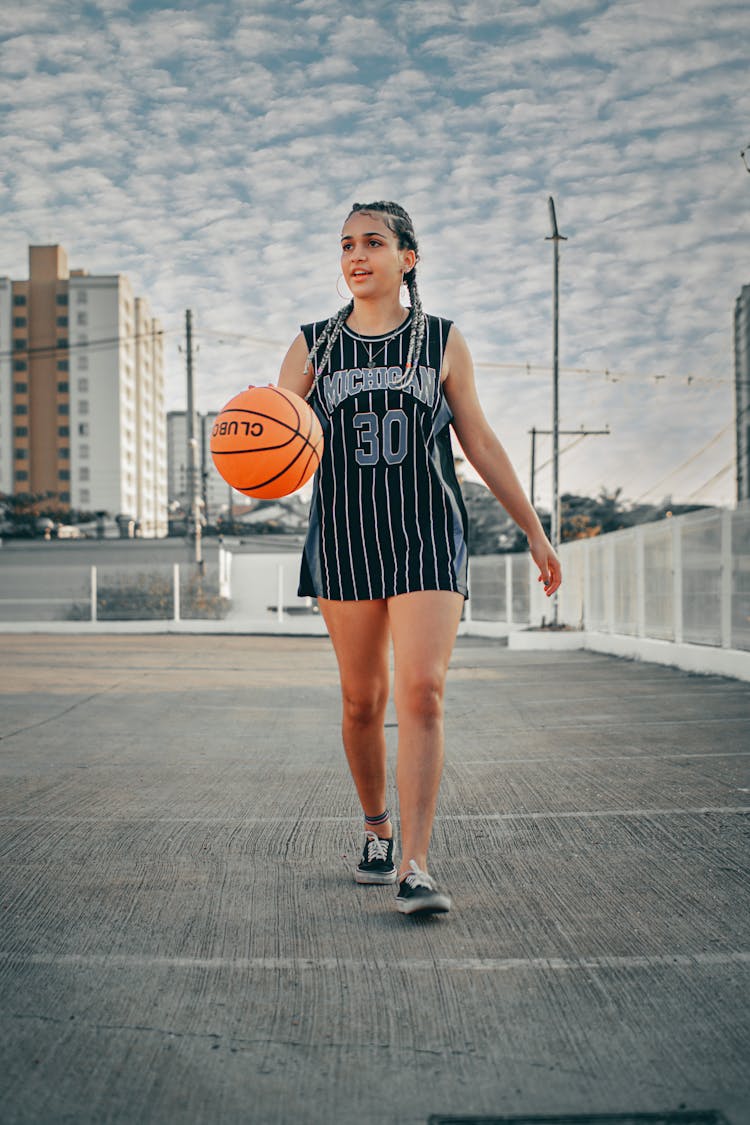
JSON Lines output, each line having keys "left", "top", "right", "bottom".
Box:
{"left": 342, "top": 684, "right": 388, "bottom": 729}
{"left": 396, "top": 673, "right": 445, "bottom": 725}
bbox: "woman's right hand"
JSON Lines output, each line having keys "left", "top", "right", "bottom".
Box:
{"left": 528, "top": 534, "right": 562, "bottom": 597}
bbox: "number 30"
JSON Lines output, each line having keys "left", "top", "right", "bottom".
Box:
{"left": 353, "top": 410, "right": 408, "bottom": 466}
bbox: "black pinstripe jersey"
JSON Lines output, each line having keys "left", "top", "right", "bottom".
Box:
{"left": 298, "top": 311, "right": 469, "bottom": 601}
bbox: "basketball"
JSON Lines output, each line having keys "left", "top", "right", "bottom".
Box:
{"left": 210, "top": 385, "right": 324, "bottom": 499}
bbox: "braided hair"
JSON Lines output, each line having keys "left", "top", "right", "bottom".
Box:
{"left": 304, "top": 201, "right": 426, "bottom": 399}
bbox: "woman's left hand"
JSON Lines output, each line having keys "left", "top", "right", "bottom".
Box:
{"left": 529, "top": 535, "right": 562, "bottom": 597}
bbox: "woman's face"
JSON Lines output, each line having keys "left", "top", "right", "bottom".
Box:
{"left": 340, "top": 211, "right": 416, "bottom": 300}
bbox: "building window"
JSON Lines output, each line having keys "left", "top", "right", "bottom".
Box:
{"left": 77, "top": 289, "right": 87, "bottom": 304}
{"left": 79, "top": 467, "right": 89, "bottom": 482}
{"left": 59, "top": 491, "right": 70, "bottom": 503}
{"left": 78, "top": 355, "right": 88, "bottom": 370}
{"left": 15, "top": 448, "right": 28, "bottom": 460}
{"left": 79, "top": 444, "right": 89, "bottom": 458}
{"left": 13, "top": 294, "right": 27, "bottom": 306}
{"left": 78, "top": 423, "right": 89, "bottom": 436}
{"left": 56, "top": 293, "right": 68, "bottom": 306}
{"left": 79, "top": 401, "right": 89, "bottom": 415}
{"left": 14, "top": 405, "right": 28, "bottom": 415}
{"left": 58, "top": 403, "right": 69, "bottom": 416}
{"left": 14, "top": 426, "right": 28, "bottom": 437}
{"left": 14, "top": 382, "right": 27, "bottom": 394}
{"left": 59, "top": 447, "right": 70, "bottom": 458}
{"left": 77, "top": 312, "right": 87, "bottom": 326}
{"left": 56, "top": 316, "right": 68, "bottom": 328}
{"left": 59, "top": 469, "right": 70, "bottom": 481}
{"left": 13, "top": 360, "right": 27, "bottom": 371}
{"left": 57, "top": 382, "right": 69, "bottom": 393}
{"left": 58, "top": 426, "right": 69, "bottom": 437}
{"left": 80, "top": 489, "right": 90, "bottom": 505}
{"left": 13, "top": 316, "right": 27, "bottom": 328}
{"left": 57, "top": 338, "right": 69, "bottom": 349}
{"left": 13, "top": 339, "right": 26, "bottom": 350}
{"left": 78, "top": 377, "right": 89, "bottom": 392}
{"left": 57, "top": 360, "right": 69, "bottom": 371}
{"left": 15, "top": 470, "right": 29, "bottom": 481}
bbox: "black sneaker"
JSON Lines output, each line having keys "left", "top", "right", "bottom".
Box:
{"left": 355, "top": 831, "right": 397, "bottom": 884}
{"left": 395, "top": 860, "right": 451, "bottom": 915}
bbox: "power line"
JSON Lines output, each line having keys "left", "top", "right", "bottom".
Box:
{"left": 534, "top": 433, "right": 589, "bottom": 474}
{"left": 686, "top": 458, "right": 734, "bottom": 500}
{"left": 3, "top": 321, "right": 741, "bottom": 390}
{"left": 197, "top": 326, "right": 733, "bottom": 386}
{"left": 473, "top": 360, "right": 729, "bottom": 385}
{"left": 632, "top": 422, "right": 734, "bottom": 502}
{"left": 196, "top": 328, "right": 283, "bottom": 348}
{"left": 0, "top": 327, "right": 177, "bottom": 362}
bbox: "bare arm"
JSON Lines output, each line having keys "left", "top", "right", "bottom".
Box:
{"left": 443, "top": 325, "right": 561, "bottom": 596}
{"left": 277, "top": 332, "right": 315, "bottom": 398}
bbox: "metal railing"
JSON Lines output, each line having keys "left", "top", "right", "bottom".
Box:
{"left": 2, "top": 507, "right": 748, "bottom": 656}
{"left": 468, "top": 502, "right": 750, "bottom": 653}
{"left": 0, "top": 548, "right": 232, "bottom": 623}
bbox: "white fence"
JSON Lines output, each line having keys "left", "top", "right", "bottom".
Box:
{"left": 558, "top": 504, "right": 748, "bottom": 652}
{"left": 209, "top": 505, "right": 750, "bottom": 657}
{"left": 467, "top": 503, "right": 750, "bottom": 654}
{"left": 0, "top": 548, "right": 232, "bottom": 623}
{"left": 2, "top": 507, "right": 748, "bottom": 659}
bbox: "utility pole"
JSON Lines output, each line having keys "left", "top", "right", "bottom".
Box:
{"left": 529, "top": 426, "right": 611, "bottom": 510}
{"left": 185, "top": 309, "right": 203, "bottom": 572}
{"left": 530, "top": 427, "right": 537, "bottom": 508}
{"left": 545, "top": 197, "right": 567, "bottom": 624}
{"left": 545, "top": 197, "right": 567, "bottom": 554}
{"left": 200, "top": 413, "right": 209, "bottom": 526}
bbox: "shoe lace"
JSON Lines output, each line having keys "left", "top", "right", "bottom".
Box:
{"left": 365, "top": 831, "right": 390, "bottom": 862}
{"left": 402, "top": 860, "right": 436, "bottom": 890}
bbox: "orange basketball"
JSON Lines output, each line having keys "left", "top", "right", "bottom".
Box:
{"left": 211, "top": 385, "right": 324, "bottom": 499}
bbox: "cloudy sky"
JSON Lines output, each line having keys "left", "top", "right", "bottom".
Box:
{"left": 1, "top": 0, "right": 748, "bottom": 509}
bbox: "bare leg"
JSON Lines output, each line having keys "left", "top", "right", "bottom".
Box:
{"left": 387, "top": 590, "right": 464, "bottom": 877}
{"left": 317, "top": 597, "right": 393, "bottom": 837}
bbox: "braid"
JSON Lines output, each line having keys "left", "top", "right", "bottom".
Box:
{"left": 304, "top": 300, "right": 353, "bottom": 401}
{"left": 349, "top": 200, "right": 426, "bottom": 379}
{"left": 404, "top": 271, "right": 425, "bottom": 373}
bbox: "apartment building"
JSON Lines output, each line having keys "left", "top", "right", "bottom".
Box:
{"left": 0, "top": 245, "right": 167, "bottom": 536}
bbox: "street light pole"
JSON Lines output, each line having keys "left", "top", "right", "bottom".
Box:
{"left": 545, "top": 197, "right": 567, "bottom": 623}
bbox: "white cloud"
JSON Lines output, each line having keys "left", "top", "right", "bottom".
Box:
{"left": 0, "top": 0, "right": 746, "bottom": 508}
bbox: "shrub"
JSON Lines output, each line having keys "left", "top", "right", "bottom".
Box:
{"left": 67, "top": 570, "right": 230, "bottom": 620}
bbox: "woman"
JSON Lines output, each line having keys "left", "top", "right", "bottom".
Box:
{"left": 278, "top": 201, "right": 561, "bottom": 916}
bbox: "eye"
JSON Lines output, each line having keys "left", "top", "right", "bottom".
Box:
{"left": 369, "top": 239, "right": 383, "bottom": 247}
{"left": 341, "top": 241, "right": 353, "bottom": 251}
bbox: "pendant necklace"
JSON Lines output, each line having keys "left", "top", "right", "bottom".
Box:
{"left": 352, "top": 317, "right": 408, "bottom": 369}
{"left": 363, "top": 334, "right": 397, "bottom": 369}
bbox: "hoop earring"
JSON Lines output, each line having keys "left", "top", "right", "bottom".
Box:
{"left": 336, "top": 274, "right": 351, "bottom": 301}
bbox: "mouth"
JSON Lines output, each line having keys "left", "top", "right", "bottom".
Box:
{"left": 350, "top": 270, "right": 371, "bottom": 279}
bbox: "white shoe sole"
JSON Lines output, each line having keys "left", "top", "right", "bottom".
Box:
{"left": 355, "top": 868, "right": 398, "bottom": 885}
{"left": 396, "top": 892, "right": 451, "bottom": 915}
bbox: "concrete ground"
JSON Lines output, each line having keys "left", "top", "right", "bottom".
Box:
{"left": 0, "top": 634, "right": 748, "bottom": 1125}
